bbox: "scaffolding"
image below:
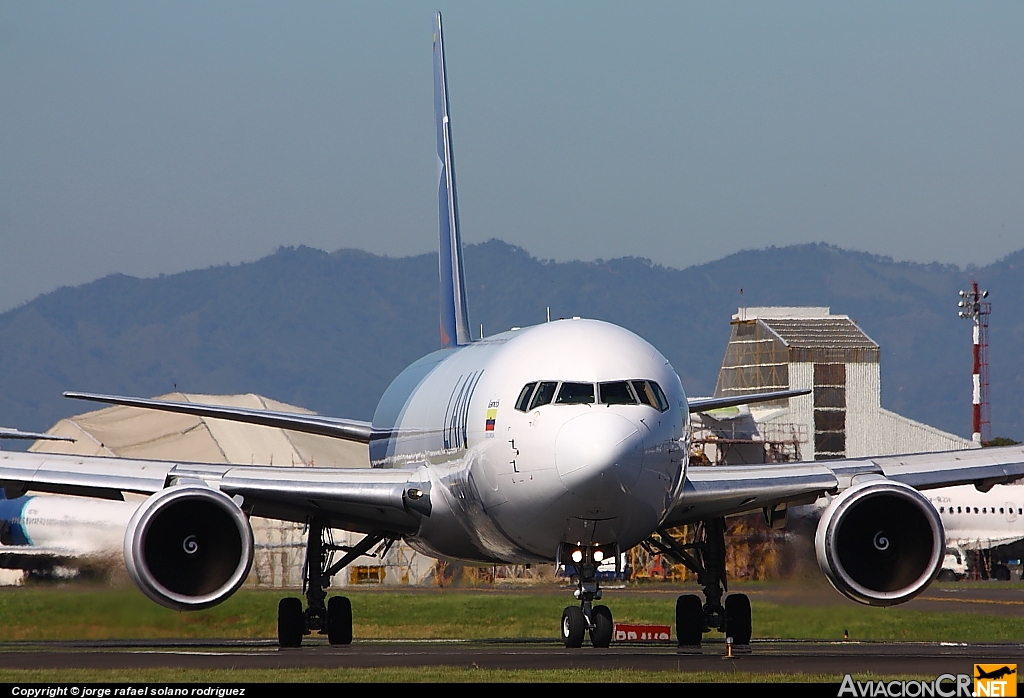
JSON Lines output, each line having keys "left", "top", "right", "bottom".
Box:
{"left": 691, "top": 421, "right": 807, "bottom": 466}
{"left": 629, "top": 517, "right": 791, "bottom": 583}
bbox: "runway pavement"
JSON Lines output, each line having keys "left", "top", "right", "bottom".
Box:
{"left": 0, "top": 638, "right": 1020, "bottom": 675}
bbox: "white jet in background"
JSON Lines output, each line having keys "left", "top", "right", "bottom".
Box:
{"left": 0, "top": 427, "right": 135, "bottom": 579}
{"left": 929, "top": 484, "right": 1024, "bottom": 580}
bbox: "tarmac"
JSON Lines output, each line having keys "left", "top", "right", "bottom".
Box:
{"left": 0, "top": 583, "right": 1021, "bottom": 675}
{"left": 0, "top": 638, "right": 1019, "bottom": 675}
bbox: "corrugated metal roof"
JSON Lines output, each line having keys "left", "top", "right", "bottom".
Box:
{"left": 759, "top": 317, "right": 878, "bottom": 350}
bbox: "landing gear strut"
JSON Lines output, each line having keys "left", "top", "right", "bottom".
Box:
{"left": 559, "top": 543, "right": 617, "bottom": 648}
{"left": 643, "top": 518, "right": 751, "bottom": 651}
{"left": 277, "top": 518, "right": 394, "bottom": 648}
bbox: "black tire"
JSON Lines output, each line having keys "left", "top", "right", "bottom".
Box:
{"left": 937, "top": 569, "right": 958, "bottom": 582}
{"left": 675, "top": 594, "right": 703, "bottom": 647}
{"left": 724, "top": 594, "right": 752, "bottom": 646}
{"left": 277, "top": 597, "right": 304, "bottom": 648}
{"left": 992, "top": 564, "right": 1012, "bottom": 581}
{"left": 327, "top": 596, "right": 353, "bottom": 645}
{"left": 561, "top": 606, "right": 586, "bottom": 648}
{"left": 590, "top": 605, "right": 613, "bottom": 648}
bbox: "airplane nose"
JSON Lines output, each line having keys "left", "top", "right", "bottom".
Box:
{"left": 554, "top": 412, "right": 643, "bottom": 503}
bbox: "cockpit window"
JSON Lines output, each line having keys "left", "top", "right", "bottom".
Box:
{"left": 515, "top": 383, "right": 537, "bottom": 412}
{"left": 650, "top": 382, "right": 669, "bottom": 411}
{"left": 599, "top": 381, "right": 637, "bottom": 405}
{"left": 632, "top": 380, "right": 670, "bottom": 412}
{"left": 529, "top": 382, "right": 558, "bottom": 410}
{"left": 555, "top": 382, "right": 595, "bottom": 405}
{"left": 518, "top": 379, "right": 667, "bottom": 410}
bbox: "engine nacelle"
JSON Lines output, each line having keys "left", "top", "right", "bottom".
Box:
{"left": 124, "top": 485, "right": 254, "bottom": 611}
{"left": 815, "top": 479, "right": 944, "bottom": 606}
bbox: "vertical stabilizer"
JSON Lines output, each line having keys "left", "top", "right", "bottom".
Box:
{"left": 434, "top": 12, "right": 472, "bottom": 348}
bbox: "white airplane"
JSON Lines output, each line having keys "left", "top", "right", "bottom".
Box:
{"left": 2, "top": 13, "right": 1024, "bottom": 650}
{"left": 0, "top": 489, "right": 137, "bottom": 572}
{"left": 929, "top": 485, "right": 1024, "bottom": 580}
{"left": 0, "top": 428, "right": 133, "bottom": 575}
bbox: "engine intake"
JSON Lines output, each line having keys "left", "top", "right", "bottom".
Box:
{"left": 815, "top": 479, "right": 943, "bottom": 606}
{"left": 124, "top": 485, "right": 254, "bottom": 611}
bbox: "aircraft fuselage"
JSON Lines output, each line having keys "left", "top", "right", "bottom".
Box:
{"left": 369, "top": 318, "right": 690, "bottom": 564}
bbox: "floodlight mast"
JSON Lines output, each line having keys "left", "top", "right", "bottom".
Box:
{"left": 957, "top": 280, "right": 991, "bottom": 444}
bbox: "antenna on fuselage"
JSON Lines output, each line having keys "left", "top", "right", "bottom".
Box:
{"left": 434, "top": 12, "right": 472, "bottom": 348}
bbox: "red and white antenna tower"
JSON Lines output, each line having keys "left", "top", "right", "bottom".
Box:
{"left": 957, "top": 280, "right": 991, "bottom": 444}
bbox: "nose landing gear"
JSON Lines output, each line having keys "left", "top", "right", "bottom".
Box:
{"left": 559, "top": 543, "right": 618, "bottom": 648}
{"left": 643, "top": 518, "right": 751, "bottom": 651}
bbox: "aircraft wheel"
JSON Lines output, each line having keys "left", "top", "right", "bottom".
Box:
{"left": 724, "top": 593, "right": 752, "bottom": 646}
{"left": 937, "top": 569, "right": 958, "bottom": 582}
{"left": 992, "top": 564, "right": 1011, "bottom": 581}
{"left": 561, "top": 606, "right": 586, "bottom": 648}
{"left": 327, "top": 596, "right": 353, "bottom": 645}
{"left": 675, "top": 594, "right": 703, "bottom": 647}
{"left": 589, "top": 605, "right": 613, "bottom": 648}
{"left": 277, "top": 597, "right": 304, "bottom": 648}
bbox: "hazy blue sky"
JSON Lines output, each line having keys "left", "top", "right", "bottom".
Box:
{"left": 2, "top": 2, "right": 1023, "bottom": 312}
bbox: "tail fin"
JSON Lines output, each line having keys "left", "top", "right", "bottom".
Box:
{"left": 433, "top": 12, "right": 472, "bottom": 348}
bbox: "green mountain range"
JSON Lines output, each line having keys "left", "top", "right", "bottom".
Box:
{"left": 1, "top": 240, "right": 1020, "bottom": 443}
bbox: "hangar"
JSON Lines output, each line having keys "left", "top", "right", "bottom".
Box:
{"left": 29, "top": 393, "right": 435, "bottom": 587}
{"left": 692, "top": 307, "right": 974, "bottom": 466}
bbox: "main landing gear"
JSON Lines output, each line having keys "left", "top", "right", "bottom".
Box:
{"left": 277, "top": 518, "right": 395, "bottom": 648}
{"left": 559, "top": 543, "right": 618, "bottom": 648}
{"left": 642, "top": 518, "right": 752, "bottom": 651}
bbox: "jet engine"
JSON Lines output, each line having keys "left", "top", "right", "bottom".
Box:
{"left": 124, "top": 485, "right": 254, "bottom": 611}
{"left": 815, "top": 479, "right": 943, "bottom": 606}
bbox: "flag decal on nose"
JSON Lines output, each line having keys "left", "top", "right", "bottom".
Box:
{"left": 485, "top": 402, "right": 498, "bottom": 432}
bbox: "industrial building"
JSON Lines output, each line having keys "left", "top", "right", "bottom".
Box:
{"left": 693, "top": 307, "right": 975, "bottom": 465}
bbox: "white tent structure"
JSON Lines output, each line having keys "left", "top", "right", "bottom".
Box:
{"left": 30, "top": 394, "right": 436, "bottom": 587}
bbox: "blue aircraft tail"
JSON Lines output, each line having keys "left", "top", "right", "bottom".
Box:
{"left": 433, "top": 12, "right": 472, "bottom": 348}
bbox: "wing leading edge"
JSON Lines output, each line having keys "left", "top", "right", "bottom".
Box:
{"left": 688, "top": 389, "right": 810, "bottom": 414}
{"left": 64, "top": 391, "right": 375, "bottom": 444}
{"left": 663, "top": 444, "right": 1024, "bottom": 527}
{"left": 0, "top": 450, "right": 430, "bottom": 534}
{"left": 0, "top": 428, "right": 75, "bottom": 443}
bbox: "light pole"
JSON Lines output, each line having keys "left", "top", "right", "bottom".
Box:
{"left": 957, "top": 281, "right": 991, "bottom": 445}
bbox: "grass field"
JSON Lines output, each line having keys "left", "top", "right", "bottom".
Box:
{"left": 0, "top": 582, "right": 1022, "bottom": 643}
{"left": 1, "top": 582, "right": 1019, "bottom": 682}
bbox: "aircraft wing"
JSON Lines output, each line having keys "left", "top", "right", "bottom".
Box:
{"left": 0, "top": 428, "right": 75, "bottom": 443}
{"left": 687, "top": 389, "right": 810, "bottom": 414}
{"left": 0, "top": 451, "right": 428, "bottom": 535}
{"left": 64, "top": 391, "right": 375, "bottom": 443}
{"left": 664, "top": 444, "right": 1024, "bottom": 527}
{"left": 950, "top": 535, "right": 1024, "bottom": 550}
